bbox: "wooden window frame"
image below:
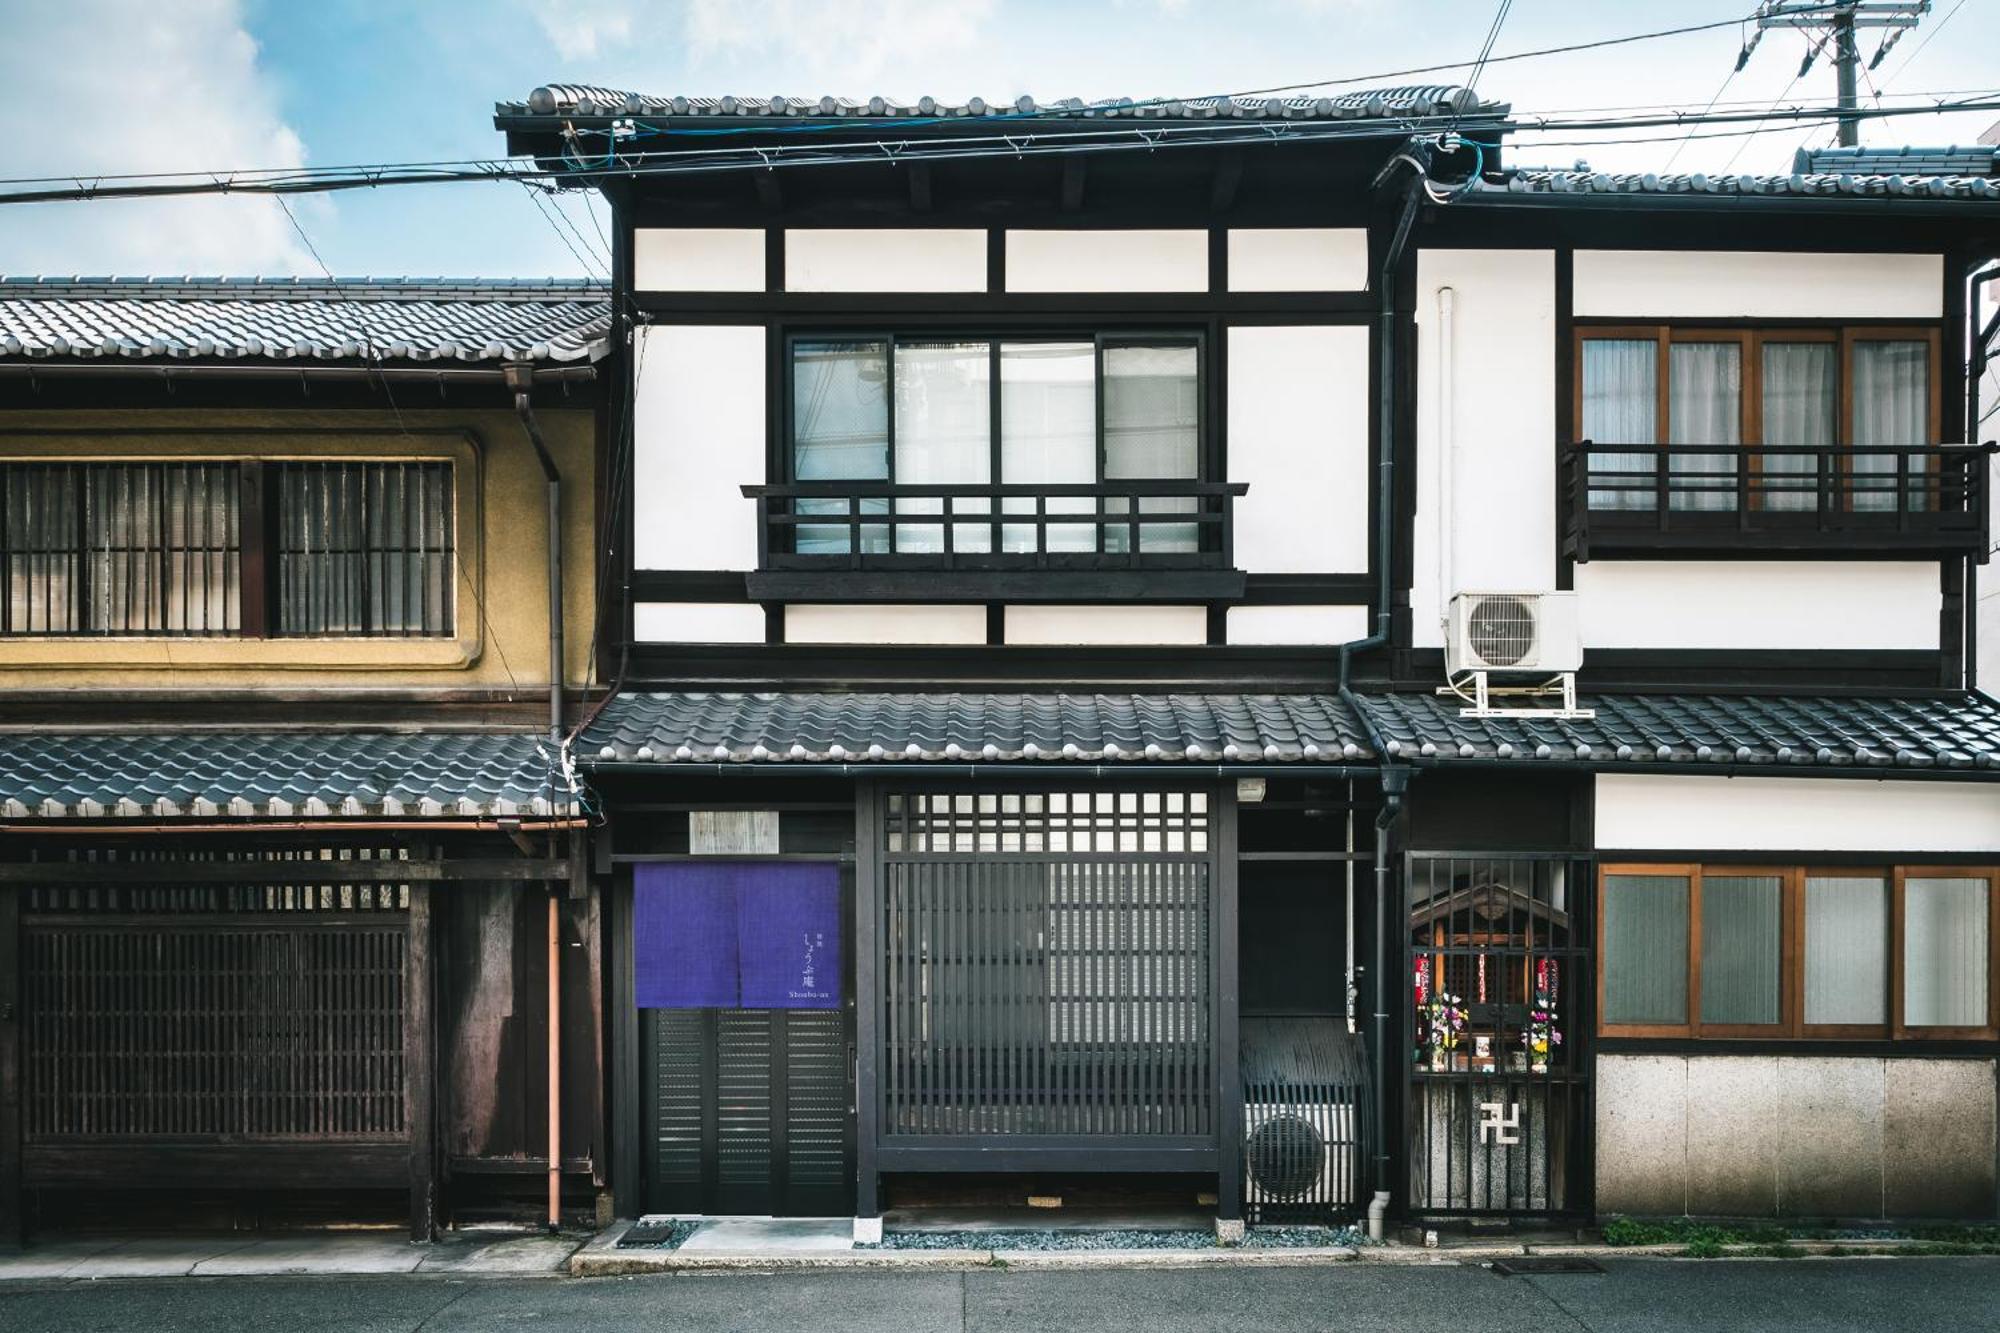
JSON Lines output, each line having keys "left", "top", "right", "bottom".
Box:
{"left": 1573, "top": 323, "right": 1942, "bottom": 514}
{"left": 0, "top": 456, "right": 459, "bottom": 642}
{"left": 1892, "top": 866, "right": 2000, "bottom": 1040}
{"left": 1598, "top": 862, "right": 1997, "bottom": 1042}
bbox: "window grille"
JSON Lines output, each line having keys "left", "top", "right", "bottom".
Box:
{"left": 277, "top": 461, "right": 454, "bottom": 637}
{"left": 1, "top": 461, "right": 240, "bottom": 635}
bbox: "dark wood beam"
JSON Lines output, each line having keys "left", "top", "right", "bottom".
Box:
{"left": 0, "top": 858, "right": 572, "bottom": 885}
{"left": 0, "top": 886, "right": 19, "bottom": 1247}
{"left": 754, "top": 170, "right": 783, "bottom": 213}
{"left": 1209, "top": 150, "right": 1245, "bottom": 214}
{"left": 907, "top": 162, "right": 933, "bottom": 214}
{"left": 406, "top": 884, "right": 436, "bottom": 1241}
{"left": 1060, "top": 158, "right": 1088, "bottom": 213}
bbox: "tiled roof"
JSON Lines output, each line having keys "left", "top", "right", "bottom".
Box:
{"left": 503, "top": 84, "right": 1501, "bottom": 123}
{"left": 1495, "top": 169, "right": 2000, "bottom": 202}
{"left": 1350, "top": 692, "right": 2000, "bottom": 774}
{"left": 581, "top": 692, "right": 1376, "bottom": 765}
{"left": 0, "top": 277, "right": 612, "bottom": 364}
{"left": 0, "top": 731, "right": 579, "bottom": 819}
{"left": 1794, "top": 144, "right": 1998, "bottom": 176}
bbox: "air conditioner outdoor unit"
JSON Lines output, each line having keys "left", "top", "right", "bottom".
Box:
{"left": 1443, "top": 592, "right": 1591, "bottom": 719}
{"left": 1243, "top": 1101, "right": 1361, "bottom": 1218}
{"left": 1446, "top": 591, "right": 1582, "bottom": 676}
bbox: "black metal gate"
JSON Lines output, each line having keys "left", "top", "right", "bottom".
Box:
{"left": 642, "top": 1006, "right": 854, "bottom": 1217}
{"left": 1403, "top": 853, "right": 1592, "bottom": 1217}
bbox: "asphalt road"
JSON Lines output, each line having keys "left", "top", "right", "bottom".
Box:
{"left": 3, "top": 1258, "right": 1998, "bottom": 1332}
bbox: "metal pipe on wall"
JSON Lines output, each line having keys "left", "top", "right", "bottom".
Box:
{"left": 505, "top": 364, "right": 566, "bottom": 744}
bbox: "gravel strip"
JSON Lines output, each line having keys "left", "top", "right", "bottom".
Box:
{"left": 617, "top": 1220, "right": 701, "bottom": 1250}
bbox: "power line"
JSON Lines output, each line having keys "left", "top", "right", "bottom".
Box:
{"left": 6, "top": 94, "right": 1999, "bottom": 209}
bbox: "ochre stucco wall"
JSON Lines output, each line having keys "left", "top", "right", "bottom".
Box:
{"left": 0, "top": 407, "right": 596, "bottom": 690}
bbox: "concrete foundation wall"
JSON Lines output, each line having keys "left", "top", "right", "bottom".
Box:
{"left": 1596, "top": 1053, "right": 1998, "bottom": 1219}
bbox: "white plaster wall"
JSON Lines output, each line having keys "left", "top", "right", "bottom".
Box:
{"left": 632, "top": 228, "right": 765, "bottom": 292}
{"left": 1573, "top": 250, "right": 1943, "bottom": 320}
{"left": 1227, "top": 229, "right": 1368, "bottom": 292}
{"left": 1573, "top": 561, "right": 1939, "bottom": 651}
{"left": 1594, "top": 774, "right": 2000, "bottom": 853}
{"left": 632, "top": 324, "right": 764, "bottom": 571}
{"left": 1005, "top": 230, "right": 1208, "bottom": 293}
{"left": 632, "top": 602, "right": 766, "bottom": 643}
{"left": 783, "top": 603, "right": 986, "bottom": 645}
{"left": 1227, "top": 325, "right": 1370, "bottom": 574}
{"left": 1411, "top": 249, "right": 1558, "bottom": 648}
{"left": 1597, "top": 1054, "right": 1997, "bottom": 1218}
{"left": 1004, "top": 605, "right": 1207, "bottom": 645}
{"left": 785, "top": 229, "right": 987, "bottom": 293}
{"left": 1226, "top": 604, "right": 1370, "bottom": 645}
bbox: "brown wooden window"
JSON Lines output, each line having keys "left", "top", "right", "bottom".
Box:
{"left": 1575, "top": 325, "right": 1942, "bottom": 514}
{"left": 1598, "top": 864, "right": 2000, "bottom": 1040}
{"left": 0, "top": 458, "right": 453, "bottom": 639}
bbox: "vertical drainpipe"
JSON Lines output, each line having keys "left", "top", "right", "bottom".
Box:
{"left": 1336, "top": 146, "right": 1428, "bottom": 1237}
{"left": 505, "top": 362, "right": 566, "bottom": 1233}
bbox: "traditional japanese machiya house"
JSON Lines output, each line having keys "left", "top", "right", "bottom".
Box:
{"left": 0, "top": 277, "right": 610, "bottom": 1241}
{"left": 499, "top": 83, "right": 2000, "bottom": 1233}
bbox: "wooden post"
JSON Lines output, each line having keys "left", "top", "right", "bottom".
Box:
{"left": 0, "top": 885, "right": 21, "bottom": 1247}
{"left": 547, "top": 888, "right": 562, "bottom": 1231}
{"left": 406, "top": 883, "right": 436, "bottom": 1242}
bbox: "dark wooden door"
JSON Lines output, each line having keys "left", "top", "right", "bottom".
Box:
{"left": 641, "top": 1006, "right": 854, "bottom": 1216}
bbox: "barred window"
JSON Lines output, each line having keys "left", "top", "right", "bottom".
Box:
{"left": 2, "top": 462, "right": 240, "bottom": 635}
{"left": 0, "top": 458, "right": 454, "bottom": 639}
{"left": 277, "top": 462, "right": 454, "bottom": 637}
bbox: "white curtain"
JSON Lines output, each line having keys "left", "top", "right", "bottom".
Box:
{"left": 895, "top": 341, "right": 992, "bottom": 553}
{"left": 1904, "top": 876, "right": 1989, "bottom": 1027}
{"left": 1851, "top": 339, "right": 1930, "bottom": 513}
{"left": 1668, "top": 342, "right": 1741, "bottom": 512}
{"left": 1602, "top": 873, "right": 1689, "bottom": 1025}
{"left": 1699, "top": 874, "right": 1781, "bottom": 1025}
{"left": 792, "top": 340, "right": 889, "bottom": 553}
{"left": 1581, "top": 339, "right": 1658, "bottom": 511}
{"left": 1804, "top": 875, "right": 1888, "bottom": 1025}
{"left": 1000, "top": 341, "right": 1095, "bottom": 553}
{"left": 1104, "top": 343, "right": 1200, "bottom": 552}
{"left": 1760, "top": 342, "right": 1837, "bottom": 513}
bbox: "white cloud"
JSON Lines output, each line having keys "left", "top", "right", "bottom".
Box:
{"left": 0, "top": 0, "right": 313, "bottom": 275}
{"left": 530, "top": 0, "right": 634, "bottom": 62}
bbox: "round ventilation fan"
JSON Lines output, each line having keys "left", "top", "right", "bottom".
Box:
{"left": 1467, "top": 595, "right": 1537, "bottom": 667}
{"left": 1246, "top": 1114, "right": 1328, "bottom": 1202}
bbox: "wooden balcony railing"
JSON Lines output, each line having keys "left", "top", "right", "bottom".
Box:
{"left": 740, "top": 480, "right": 1251, "bottom": 601}
{"left": 1561, "top": 442, "right": 1994, "bottom": 562}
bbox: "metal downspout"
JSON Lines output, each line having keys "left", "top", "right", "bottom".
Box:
{"left": 504, "top": 363, "right": 567, "bottom": 1234}
{"left": 1337, "top": 147, "right": 1426, "bottom": 1235}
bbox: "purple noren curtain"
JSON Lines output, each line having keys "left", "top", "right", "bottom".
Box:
{"left": 634, "top": 861, "right": 842, "bottom": 1010}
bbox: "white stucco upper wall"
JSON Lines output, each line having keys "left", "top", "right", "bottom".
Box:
{"left": 1574, "top": 561, "right": 1940, "bottom": 651}
{"left": 786, "top": 229, "right": 987, "bottom": 292}
{"left": 1227, "top": 229, "right": 1368, "bottom": 292}
{"left": 1411, "top": 249, "right": 1558, "bottom": 648}
{"left": 1572, "top": 250, "right": 1944, "bottom": 319}
{"left": 632, "top": 228, "right": 766, "bottom": 292}
{"left": 1595, "top": 774, "right": 2000, "bottom": 853}
{"left": 1227, "top": 324, "right": 1370, "bottom": 574}
{"left": 632, "top": 324, "right": 764, "bottom": 571}
{"left": 1005, "top": 230, "right": 1209, "bottom": 292}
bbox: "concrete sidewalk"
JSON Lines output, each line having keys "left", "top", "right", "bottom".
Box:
{"left": 0, "top": 1229, "right": 586, "bottom": 1282}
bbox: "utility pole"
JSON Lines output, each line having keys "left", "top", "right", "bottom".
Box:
{"left": 1832, "top": 5, "right": 1860, "bottom": 146}
{"left": 1739, "top": 2, "right": 1931, "bottom": 149}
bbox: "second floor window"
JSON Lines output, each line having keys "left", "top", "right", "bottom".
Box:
{"left": 788, "top": 334, "right": 1203, "bottom": 557}
{"left": 0, "top": 459, "right": 454, "bottom": 639}
{"left": 1578, "top": 326, "right": 1939, "bottom": 514}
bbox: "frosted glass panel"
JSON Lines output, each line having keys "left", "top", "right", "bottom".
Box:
{"left": 1804, "top": 875, "right": 1888, "bottom": 1026}
{"left": 1000, "top": 341, "right": 1095, "bottom": 553}
{"left": 1904, "top": 876, "right": 1989, "bottom": 1027}
{"left": 1104, "top": 343, "right": 1200, "bottom": 553}
{"left": 895, "top": 341, "right": 992, "bottom": 553}
{"left": 1851, "top": 339, "right": 1929, "bottom": 513}
{"left": 1700, "top": 874, "right": 1782, "bottom": 1026}
{"left": 793, "top": 340, "right": 890, "bottom": 554}
{"left": 1603, "top": 874, "right": 1689, "bottom": 1025}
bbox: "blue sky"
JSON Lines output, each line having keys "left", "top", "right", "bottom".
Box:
{"left": 3, "top": 0, "right": 1995, "bottom": 278}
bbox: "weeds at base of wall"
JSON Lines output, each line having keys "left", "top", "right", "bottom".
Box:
{"left": 1602, "top": 1217, "right": 2000, "bottom": 1259}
